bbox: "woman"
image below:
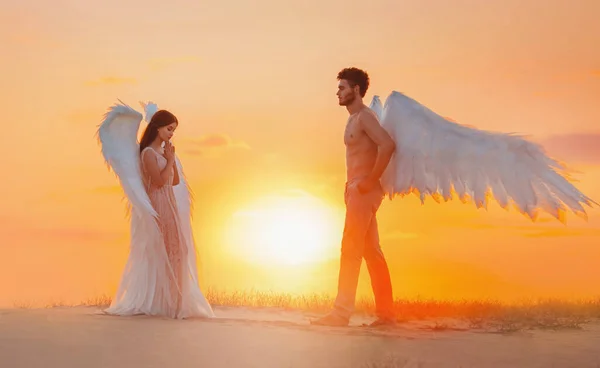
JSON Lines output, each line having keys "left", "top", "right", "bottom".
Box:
{"left": 97, "top": 101, "right": 214, "bottom": 319}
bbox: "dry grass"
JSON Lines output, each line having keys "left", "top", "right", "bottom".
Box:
{"left": 11, "top": 289, "right": 600, "bottom": 332}
{"left": 359, "top": 355, "right": 477, "bottom": 368}
{"left": 207, "top": 289, "right": 600, "bottom": 331}
{"left": 360, "top": 355, "right": 420, "bottom": 368}
{"left": 12, "top": 295, "right": 113, "bottom": 310}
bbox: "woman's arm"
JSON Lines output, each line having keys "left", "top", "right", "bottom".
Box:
{"left": 142, "top": 149, "right": 175, "bottom": 187}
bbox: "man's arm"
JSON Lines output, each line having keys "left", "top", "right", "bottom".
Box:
{"left": 360, "top": 111, "right": 396, "bottom": 183}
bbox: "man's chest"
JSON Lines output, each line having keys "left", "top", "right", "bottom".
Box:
{"left": 343, "top": 118, "right": 362, "bottom": 145}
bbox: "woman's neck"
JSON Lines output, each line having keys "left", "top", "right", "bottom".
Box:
{"left": 149, "top": 139, "right": 163, "bottom": 150}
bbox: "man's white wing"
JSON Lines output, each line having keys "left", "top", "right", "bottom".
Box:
{"left": 370, "top": 91, "right": 597, "bottom": 222}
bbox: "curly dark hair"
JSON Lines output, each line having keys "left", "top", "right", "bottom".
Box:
{"left": 337, "top": 67, "right": 370, "bottom": 97}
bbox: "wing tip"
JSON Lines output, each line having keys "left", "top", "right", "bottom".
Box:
{"left": 384, "top": 179, "right": 596, "bottom": 224}
{"left": 139, "top": 100, "right": 159, "bottom": 122}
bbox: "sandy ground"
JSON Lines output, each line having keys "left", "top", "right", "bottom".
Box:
{"left": 2, "top": 306, "right": 600, "bottom": 368}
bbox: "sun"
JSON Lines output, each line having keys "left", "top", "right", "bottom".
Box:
{"left": 224, "top": 191, "right": 344, "bottom": 266}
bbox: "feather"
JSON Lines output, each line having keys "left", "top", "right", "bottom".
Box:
{"left": 172, "top": 157, "right": 202, "bottom": 284}
{"left": 96, "top": 100, "right": 157, "bottom": 218}
{"left": 370, "top": 95, "right": 383, "bottom": 121}
{"left": 139, "top": 101, "right": 159, "bottom": 123}
{"left": 374, "top": 91, "right": 598, "bottom": 223}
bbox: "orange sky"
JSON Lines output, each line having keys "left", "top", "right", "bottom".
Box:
{"left": 1, "top": 0, "right": 599, "bottom": 306}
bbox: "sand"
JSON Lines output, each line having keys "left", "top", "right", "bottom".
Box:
{"left": 2, "top": 306, "right": 600, "bottom": 368}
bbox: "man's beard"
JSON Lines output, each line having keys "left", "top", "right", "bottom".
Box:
{"left": 339, "top": 92, "right": 356, "bottom": 106}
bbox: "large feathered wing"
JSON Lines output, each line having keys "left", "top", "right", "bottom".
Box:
{"left": 172, "top": 156, "right": 202, "bottom": 284}
{"left": 371, "top": 91, "right": 598, "bottom": 223}
{"left": 97, "top": 100, "right": 157, "bottom": 218}
{"left": 173, "top": 149, "right": 214, "bottom": 316}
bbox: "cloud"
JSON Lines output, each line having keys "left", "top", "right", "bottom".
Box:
{"left": 84, "top": 77, "right": 138, "bottom": 87}
{"left": 541, "top": 133, "right": 600, "bottom": 164}
{"left": 182, "top": 134, "right": 250, "bottom": 157}
{"left": 523, "top": 227, "right": 600, "bottom": 238}
{"left": 195, "top": 134, "right": 231, "bottom": 148}
{"left": 148, "top": 56, "right": 201, "bottom": 72}
{"left": 460, "top": 221, "right": 600, "bottom": 237}
{"left": 522, "top": 229, "right": 569, "bottom": 238}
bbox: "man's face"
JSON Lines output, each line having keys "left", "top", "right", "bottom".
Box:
{"left": 336, "top": 79, "right": 357, "bottom": 106}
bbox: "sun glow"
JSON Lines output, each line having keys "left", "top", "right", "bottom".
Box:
{"left": 225, "top": 192, "right": 344, "bottom": 265}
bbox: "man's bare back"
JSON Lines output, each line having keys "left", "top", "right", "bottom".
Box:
{"left": 344, "top": 108, "right": 380, "bottom": 181}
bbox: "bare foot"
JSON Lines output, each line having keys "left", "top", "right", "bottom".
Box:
{"left": 310, "top": 313, "right": 349, "bottom": 327}
{"left": 362, "top": 318, "right": 397, "bottom": 328}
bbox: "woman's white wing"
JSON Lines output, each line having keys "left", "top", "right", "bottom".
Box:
{"left": 172, "top": 156, "right": 203, "bottom": 284}
{"left": 97, "top": 100, "right": 157, "bottom": 218}
{"left": 371, "top": 91, "right": 598, "bottom": 222}
{"left": 139, "top": 101, "right": 159, "bottom": 123}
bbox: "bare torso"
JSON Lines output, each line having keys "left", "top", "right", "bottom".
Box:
{"left": 344, "top": 108, "right": 379, "bottom": 181}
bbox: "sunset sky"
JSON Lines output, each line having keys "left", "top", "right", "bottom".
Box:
{"left": 1, "top": 0, "right": 599, "bottom": 306}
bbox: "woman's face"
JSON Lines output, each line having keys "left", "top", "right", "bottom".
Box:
{"left": 158, "top": 122, "right": 177, "bottom": 142}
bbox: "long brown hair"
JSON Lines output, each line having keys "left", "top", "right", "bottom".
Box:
{"left": 139, "top": 110, "right": 178, "bottom": 153}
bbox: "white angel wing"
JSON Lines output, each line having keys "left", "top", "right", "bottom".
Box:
{"left": 172, "top": 156, "right": 202, "bottom": 283}
{"left": 372, "top": 91, "right": 598, "bottom": 222}
{"left": 97, "top": 100, "right": 157, "bottom": 218}
{"left": 139, "top": 101, "right": 159, "bottom": 123}
{"left": 370, "top": 95, "right": 383, "bottom": 120}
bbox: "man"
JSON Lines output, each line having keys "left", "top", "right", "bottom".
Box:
{"left": 311, "top": 67, "right": 396, "bottom": 327}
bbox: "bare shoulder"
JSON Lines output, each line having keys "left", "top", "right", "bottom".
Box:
{"left": 141, "top": 146, "right": 154, "bottom": 158}
{"left": 356, "top": 107, "right": 394, "bottom": 146}
{"left": 141, "top": 147, "right": 159, "bottom": 164}
{"left": 357, "top": 108, "right": 380, "bottom": 130}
